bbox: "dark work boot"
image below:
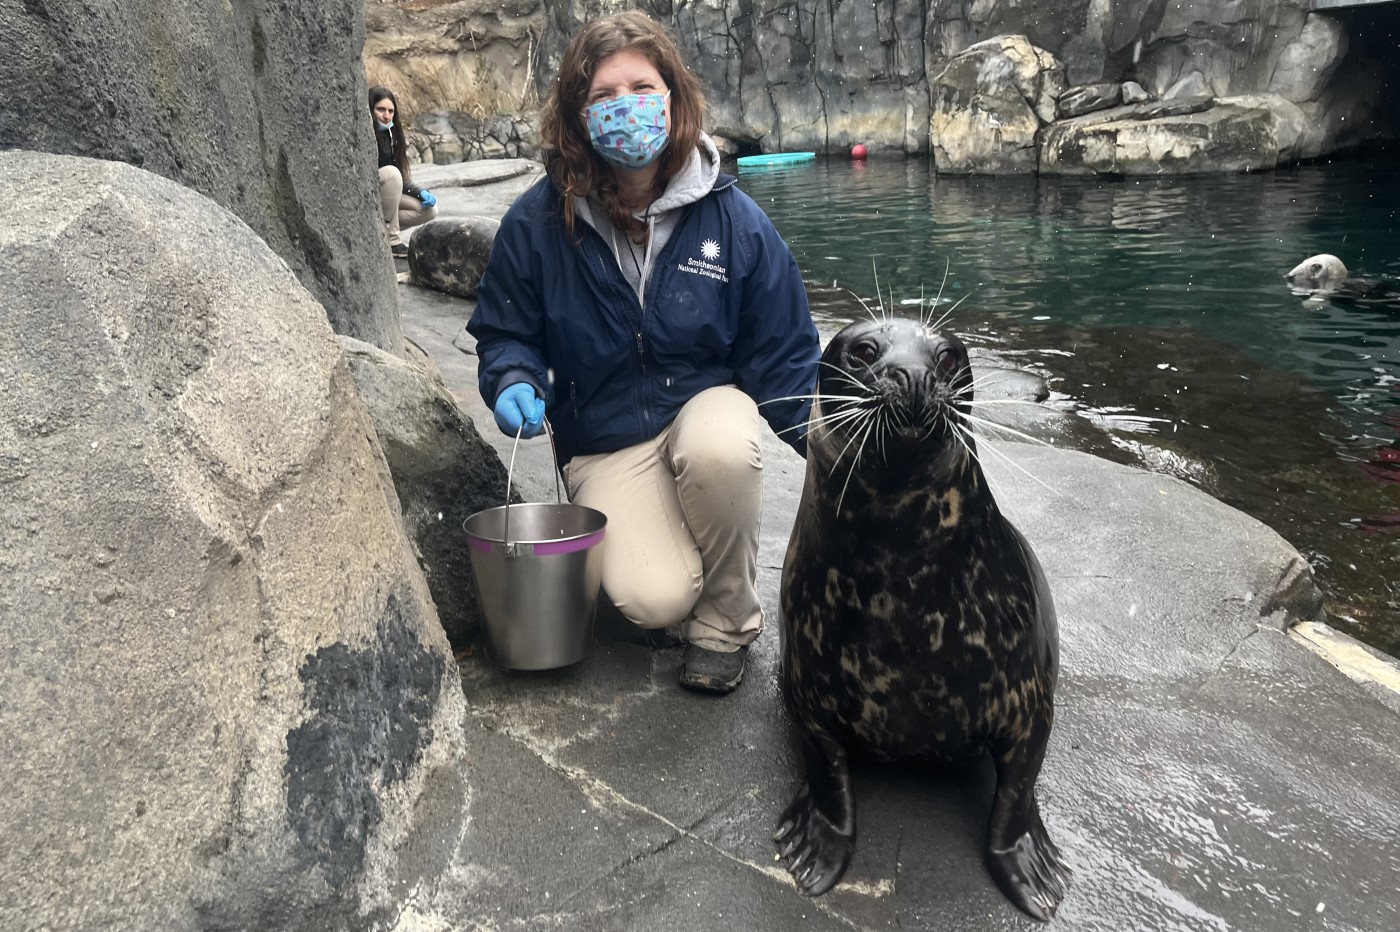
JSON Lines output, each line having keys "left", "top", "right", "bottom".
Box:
{"left": 679, "top": 641, "right": 748, "bottom": 694}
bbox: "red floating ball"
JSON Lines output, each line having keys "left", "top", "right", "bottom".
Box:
{"left": 851, "top": 143, "right": 868, "bottom": 160}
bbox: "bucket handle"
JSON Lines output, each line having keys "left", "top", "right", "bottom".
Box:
{"left": 502, "top": 418, "right": 563, "bottom": 556}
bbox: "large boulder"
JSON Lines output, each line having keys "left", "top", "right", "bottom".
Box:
{"left": 1040, "top": 95, "right": 1313, "bottom": 175}
{"left": 0, "top": 152, "right": 467, "bottom": 932}
{"left": 1270, "top": 14, "right": 1348, "bottom": 103}
{"left": 931, "top": 35, "right": 1068, "bottom": 174}
{"left": 0, "top": 0, "right": 403, "bottom": 352}
{"left": 341, "top": 336, "right": 516, "bottom": 651}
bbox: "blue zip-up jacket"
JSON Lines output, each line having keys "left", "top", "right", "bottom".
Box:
{"left": 467, "top": 169, "right": 820, "bottom": 466}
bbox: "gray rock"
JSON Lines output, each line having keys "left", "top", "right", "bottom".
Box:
{"left": 409, "top": 111, "right": 541, "bottom": 164}
{"left": 931, "top": 35, "right": 1068, "bottom": 174}
{"left": 0, "top": 0, "right": 403, "bottom": 352}
{"left": 1057, "top": 82, "right": 1123, "bottom": 119}
{"left": 1121, "top": 80, "right": 1152, "bottom": 104}
{"left": 1269, "top": 13, "right": 1348, "bottom": 103}
{"left": 409, "top": 216, "right": 502, "bottom": 299}
{"left": 340, "top": 336, "right": 517, "bottom": 651}
{"left": 0, "top": 152, "right": 467, "bottom": 932}
{"left": 1041, "top": 95, "right": 1300, "bottom": 175}
{"left": 1165, "top": 70, "right": 1213, "bottom": 99}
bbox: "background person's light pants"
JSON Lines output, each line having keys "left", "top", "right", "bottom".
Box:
{"left": 566, "top": 386, "right": 764, "bottom": 649}
{"left": 378, "top": 165, "right": 436, "bottom": 246}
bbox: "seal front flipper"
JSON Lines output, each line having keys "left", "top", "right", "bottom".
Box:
{"left": 773, "top": 731, "right": 855, "bottom": 895}
{"left": 985, "top": 732, "right": 1071, "bottom": 921}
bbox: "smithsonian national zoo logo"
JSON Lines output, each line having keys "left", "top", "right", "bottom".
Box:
{"left": 679, "top": 238, "right": 728, "bottom": 283}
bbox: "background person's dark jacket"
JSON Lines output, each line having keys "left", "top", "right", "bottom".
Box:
{"left": 376, "top": 127, "right": 422, "bottom": 197}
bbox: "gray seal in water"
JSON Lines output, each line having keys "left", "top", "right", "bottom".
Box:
{"left": 1287, "top": 253, "right": 1349, "bottom": 291}
{"left": 1287, "top": 253, "right": 1400, "bottom": 310}
{"left": 775, "top": 317, "right": 1070, "bottom": 920}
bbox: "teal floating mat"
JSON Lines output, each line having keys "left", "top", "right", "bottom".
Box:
{"left": 736, "top": 152, "right": 817, "bottom": 167}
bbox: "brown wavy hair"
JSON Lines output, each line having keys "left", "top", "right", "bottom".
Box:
{"left": 539, "top": 11, "right": 705, "bottom": 239}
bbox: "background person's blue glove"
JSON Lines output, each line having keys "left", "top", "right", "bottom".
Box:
{"left": 493, "top": 382, "right": 545, "bottom": 438}
{"left": 419, "top": 189, "right": 437, "bottom": 208}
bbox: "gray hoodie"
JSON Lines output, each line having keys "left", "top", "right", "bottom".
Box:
{"left": 575, "top": 133, "right": 722, "bottom": 306}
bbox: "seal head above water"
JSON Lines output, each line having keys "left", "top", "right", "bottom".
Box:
{"left": 1287, "top": 253, "right": 1349, "bottom": 291}
{"left": 775, "top": 317, "right": 1070, "bottom": 920}
{"left": 1287, "top": 253, "right": 1400, "bottom": 310}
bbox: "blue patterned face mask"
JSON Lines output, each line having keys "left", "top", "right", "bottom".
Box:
{"left": 375, "top": 120, "right": 394, "bottom": 132}
{"left": 583, "top": 92, "right": 670, "bottom": 168}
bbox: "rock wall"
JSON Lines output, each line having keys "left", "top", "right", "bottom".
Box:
{"left": 0, "top": 0, "right": 404, "bottom": 352}
{"left": 0, "top": 153, "right": 467, "bottom": 932}
{"left": 365, "top": 0, "right": 1395, "bottom": 163}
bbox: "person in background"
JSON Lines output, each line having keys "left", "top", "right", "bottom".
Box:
{"left": 466, "top": 11, "right": 820, "bottom": 694}
{"left": 370, "top": 86, "right": 437, "bottom": 258}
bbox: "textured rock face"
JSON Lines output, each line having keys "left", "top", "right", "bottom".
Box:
{"left": 931, "top": 35, "right": 1068, "bottom": 174}
{"left": 341, "top": 336, "right": 514, "bottom": 650}
{"left": 0, "top": 0, "right": 403, "bottom": 351}
{"left": 1058, "top": 82, "right": 1124, "bottom": 119}
{"left": 365, "top": 0, "right": 1393, "bottom": 163}
{"left": 0, "top": 153, "right": 467, "bottom": 932}
{"left": 1041, "top": 97, "right": 1305, "bottom": 175}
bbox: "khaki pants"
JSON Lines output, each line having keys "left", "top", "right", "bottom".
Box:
{"left": 566, "top": 386, "right": 764, "bottom": 648}
{"left": 378, "top": 165, "right": 436, "bottom": 246}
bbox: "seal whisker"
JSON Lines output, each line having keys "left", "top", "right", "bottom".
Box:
{"left": 876, "top": 406, "right": 892, "bottom": 465}
{"left": 959, "top": 371, "right": 1012, "bottom": 392}
{"left": 871, "top": 259, "right": 887, "bottom": 323}
{"left": 826, "top": 407, "right": 877, "bottom": 477}
{"left": 926, "top": 288, "right": 976, "bottom": 335}
{"left": 953, "top": 422, "right": 1059, "bottom": 494}
{"left": 921, "top": 257, "right": 952, "bottom": 328}
{"left": 812, "top": 394, "right": 873, "bottom": 419}
{"left": 959, "top": 411, "right": 1055, "bottom": 449}
{"left": 846, "top": 286, "right": 883, "bottom": 325}
{"left": 835, "top": 417, "right": 878, "bottom": 511}
{"left": 956, "top": 371, "right": 1031, "bottom": 399}
{"left": 822, "top": 405, "right": 876, "bottom": 458}
{"left": 948, "top": 420, "right": 980, "bottom": 471}
{"left": 818, "top": 360, "right": 874, "bottom": 395}
{"left": 963, "top": 398, "right": 1050, "bottom": 407}
{"left": 802, "top": 406, "right": 875, "bottom": 439}
{"left": 760, "top": 392, "right": 868, "bottom": 407}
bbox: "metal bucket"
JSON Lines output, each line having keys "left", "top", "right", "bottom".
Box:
{"left": 464, "top": 421, "right": 607, "bottom": 670}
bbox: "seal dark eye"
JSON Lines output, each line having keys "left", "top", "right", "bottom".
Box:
{"left": 849, "top": 342, "right": 879, "bottom": 367}
{"left": 1310, "top": 263, "right": 1321, "bottom": 273}
{"left": 935, "top": 346, "right": 961, "bottom": 377}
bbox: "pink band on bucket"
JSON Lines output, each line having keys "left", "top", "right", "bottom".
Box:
{"left": 468, "top": 529, "right": 605, "bottom": 556}
{"left": 533, "top": 529, "right": 605, "bottom": 555}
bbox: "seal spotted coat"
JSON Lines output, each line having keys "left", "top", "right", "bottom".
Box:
{"left": 775, "top": 317, "right": 1071, "bottom": 920}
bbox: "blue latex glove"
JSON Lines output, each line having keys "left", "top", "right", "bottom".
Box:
{"left": 418, "top": 189, "right": 437, "bottom": 208}
{"left": 494, "top": 382, "right": 545, "bottom": 438}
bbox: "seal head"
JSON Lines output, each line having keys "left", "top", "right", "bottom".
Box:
{"left": 1287, "top": 253, "right": 1348, "bottom": 291}
{"left": 776, "top": 318, "right": 1070, "bottom": 920}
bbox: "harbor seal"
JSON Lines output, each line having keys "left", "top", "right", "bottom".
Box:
{"left": 1287, "top": 253, "right": 1349, "bottom": 291}
{"left": 775, "top": 317, "right": 1070, "bottom": 920}
{"left": 1287, "top": 253, "right": 1400, "bottom": 310}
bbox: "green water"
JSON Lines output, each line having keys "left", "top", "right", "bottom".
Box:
{"left": 737, "top": 156, "right": 1400, "bottom": 657}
